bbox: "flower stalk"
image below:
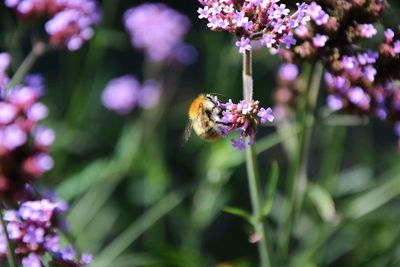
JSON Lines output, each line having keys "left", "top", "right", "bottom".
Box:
{"left": 280, "top": 62, "right": 323, "bottom": 259}
{"left": 243, "top": 50, "right": 271, "bottom": 267}
{"left": 0, "top": 207, "right": 17, "bottom": 267}
{"left": 6, "top": 41, "right": 46, "bottom": 91}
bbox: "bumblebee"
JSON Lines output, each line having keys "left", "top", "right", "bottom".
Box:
{"left": 183, "top": 94, "right": 226, "bottom": 142}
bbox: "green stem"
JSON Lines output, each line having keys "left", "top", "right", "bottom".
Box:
{"left": 280, "top": 62, "right": 323, "bottom": 259}
{"left": 0, "top": 207, "right": 17, "bottom": 267}
{"left": 93, "top": 190, "right": 185, "bottom": 267}
{"left": 243, "top": 50, "right": 271, "bottom": 267}
{"left": 246, "top": 145, "right": 271, "bottom": 267}
{"left": 294, "top": 62, "right": 323, "bottom": 216}
{"left": 6, "top": 41, "right": 46, "bottom": 91}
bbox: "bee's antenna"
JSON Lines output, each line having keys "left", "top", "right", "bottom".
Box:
{"left": 207, "top": 92, "right": 228, "bottom": 101}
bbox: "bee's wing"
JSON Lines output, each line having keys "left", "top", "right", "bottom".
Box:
{"left": 181, "top": 120, "right": 193, "bottom": 145}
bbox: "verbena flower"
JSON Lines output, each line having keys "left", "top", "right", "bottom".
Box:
{"left": 278, "top": 63, "right": 299, "bottom": 81}
{"left": 276, "top": 0, "right": 400, "bottom": 142}
{"left": 24, "top": 74, "right": 46, "bottom": 97}
{"left": 0, "top": 199, "right": 91, "bottom": 267}
{"left": 0, "top": 53, "right": 54, "bottom": 202}
{"left": 280, "top": 0, "right": 388, "bottom": 61}
{"left": 101, "top": 75, "right": 161, "bottom": 115}
{"left": 4, "top": 0, "right": 57, "bottom": 17}
{"left": 197, "top": 0, "right": 310, "bottom": 53}
{"left": 219, "top": 99, "right": 274, "bottom": 149}
{"left": 124, "top": 3, "right": 194, "bottom": 63}
{"left": 45, "top": 0, "right": 101, "bottom": 51}
{"left": 5, "top": 0, "right": 101, "bottom": 51}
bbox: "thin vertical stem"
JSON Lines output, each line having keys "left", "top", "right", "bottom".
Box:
{"left": 243, "top": 50, "right": 253, "bottom": 102}
{"left": 0, "top": 207, "right": 17, "bottom": 267}
{"left": 294, "top": 62, "right": 323, "bottom": 216}
{"left": 280, "top": 62, "right": 323, "bottom": 260}
{"left": 243, "top": 49, "right": 271, "bottom": 267}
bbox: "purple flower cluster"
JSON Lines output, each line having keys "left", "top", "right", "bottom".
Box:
{"left": 45, "top": 0, "right": 101, "bottom": 51}
{"left": 197, "top": 0, "right": 310, "bottom": 53}
{"left": 124, "top": 3, "right": 195, "bottom": 64}
{"left": 321, "top": 23, "right": 400, "bottom": 135}
{"left": 380, "top": 28, "right": 400, "bottom": 57}
{"left": 0, "top": 53, "right": 54, "bottom": 201}
{"left": 0, "top": 199, "right": 91, "bottom": 267}
{"left": 4, "top": 0, "right": 58, "bottom": 17}
{"left": 5, "top": 0, "right": 101, "bottom": 51}
{"left": 101, "top": 75, "right": 161, "bottom": 115}
{"left": 280, "top": 0, "right": 387, "bottom": 60}
{"left": 324, "top": 51, "right": 379, "bottom": 112}
{"left": 275, "top": 0, "right": 400, "bottom": 140}
{"left": 219, "top": 99, "right": 274, "bottom": 149}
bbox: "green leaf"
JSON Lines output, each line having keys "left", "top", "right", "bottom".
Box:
{"left": 56, "top": 158, "right": 109, "bottom": 201}
{"left": 262, "top": 162, "right": 279, "bottom": 217}
{"left": 344, "top": 165, "right": 400, "bottom": 219}
{"left": 307, "top": 183, "right": 337, "bottom": 223}
{"left": 93, "top": 190, "right": 185, "bottom": 267}
{"left": 223, "top": 206, "right": 253, "bottom": 223}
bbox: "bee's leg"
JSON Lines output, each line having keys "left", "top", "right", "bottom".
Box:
{"left": 215, "top": 121, "right": 232, "bottom": 126}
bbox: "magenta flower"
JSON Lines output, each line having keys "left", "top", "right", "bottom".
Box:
{"left": 327, "top": 95, "right": 344, "bottom": 111}
{"left": 0, "top": 54, "right": 54, "bottom": 202}
{"left": 312, "top": 34, "right": 328, "bottom": 48}
{"left": 307, "top": 2, "right": 329, "bottom": 26}
{"left": 101, "top": 76, "right": 161, "bottom": 115}
{"left": 101, "top": 75, "right": 140, "bottom": 114}
{"left": 4, "top": 0, "right": 55, "bottom": 17}
{"left": 124, "top": 3, "right": 192, "bottom": 63}
{"left": 22, "top": 253, "right": 41, "bottom": 267}
{"left": 258, "top": 107, "right": 275, "bottom": 124}
{"left": 359, "top": 24, "right": 378, "bottom": 39}
{"left": 197, "top": 0, "right": 309, "bottom": 52}
{"left": 236, "top": 37, "right": 252, "bottom": 54}
{"left": 278, "top": 63, "right": 299, "bottom": 81}
{"left": 24, "top": 74, "right": 46, "bottom": 96}
{"left": 45, "top": 1, "right": 101, "bottom": 51}
{"left": 5, "top": 0, "right": 101, "bottom": 51}
{"left": 219, "top": 99, "right": 274, "bottom": 150}
{"left": 0, "top": 199, "right": 91, "bottom": 267}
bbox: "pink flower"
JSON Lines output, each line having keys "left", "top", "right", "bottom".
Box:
{"left": 236, "top": 37, "right": 252, "bottom": 53}
{"left": 197, "top": 0, "right": 309, "bottom": 53}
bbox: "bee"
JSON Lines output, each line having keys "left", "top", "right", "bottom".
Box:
{"left": 183, "top": 94, "right": 227, "bottom": 143}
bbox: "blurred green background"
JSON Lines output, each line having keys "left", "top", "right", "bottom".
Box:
{"left": 2, "top": 0, "right": 400, "bottom": 266}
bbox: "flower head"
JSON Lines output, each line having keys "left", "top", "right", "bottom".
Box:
{"left": 5, "top": 0, "right": 101, "bottom": 51}
{"left": 0, "top": 53, "right": 54, "bottom": 202}
{"left": 124, "top": 3, "right": 193, "bottom": 63}
{"left": 218, "top": 98, "right": 274, "bottom": 149}
{"left": 45, "top": 1, "right": 101, "bottom": 51}
{"left": 0, "top": 199, "right": 91, "bottom": 267}
{"left": 197, "top": 0, "right": 309, "bottom": 52}
{"left": 101, "top": 75, "right": 161, "bottom": 114}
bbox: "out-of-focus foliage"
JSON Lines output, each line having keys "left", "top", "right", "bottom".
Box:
{"left": 1, "top": 0, "right": 400, "bottom": 266}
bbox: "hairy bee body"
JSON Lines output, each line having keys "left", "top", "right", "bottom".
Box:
{"left": 184, "top": 94, "right": 224, "bottom": 142}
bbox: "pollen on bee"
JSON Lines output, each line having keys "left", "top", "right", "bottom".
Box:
{"left": 188, "top": 95, "right": 206, "bottom": 119}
